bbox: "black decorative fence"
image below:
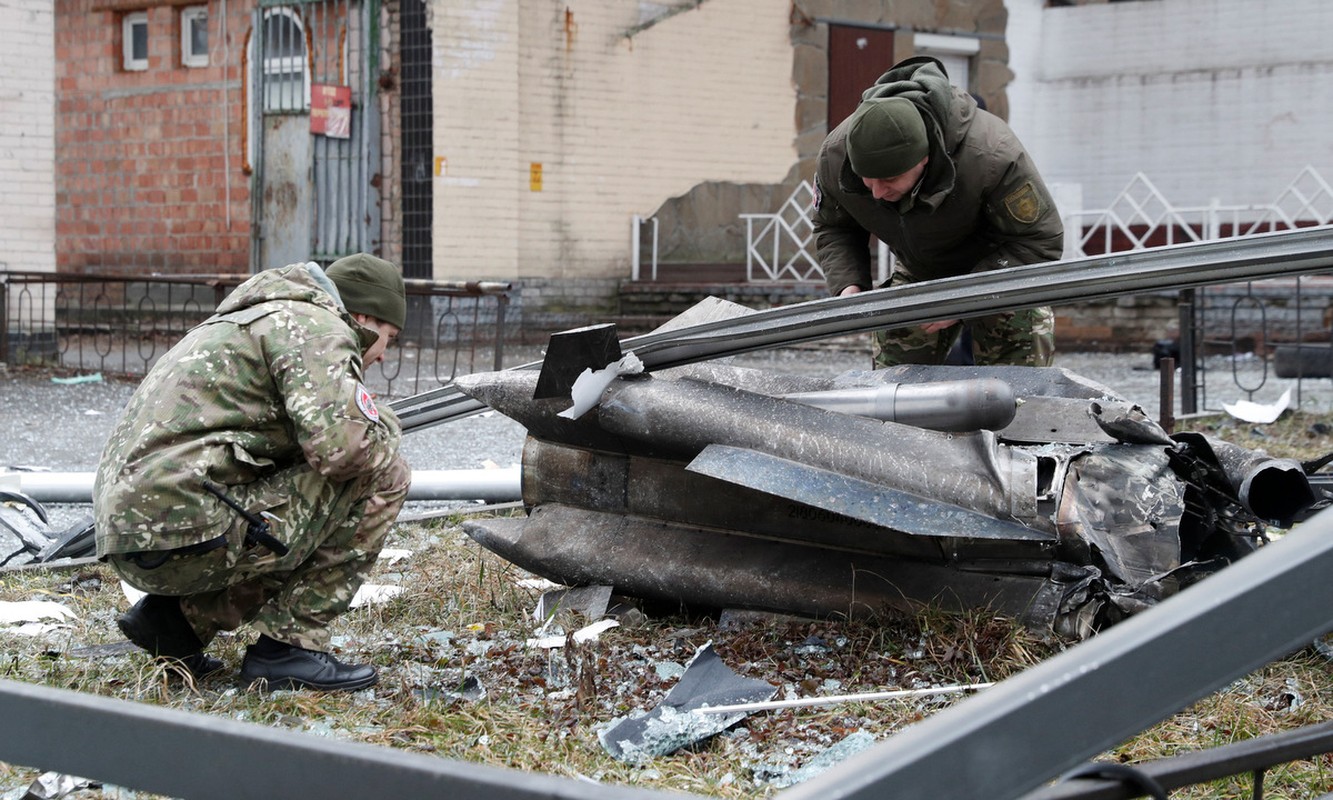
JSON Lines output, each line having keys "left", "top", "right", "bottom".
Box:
{"left": 0, "top": 271, "right": 514, "bottom": 399}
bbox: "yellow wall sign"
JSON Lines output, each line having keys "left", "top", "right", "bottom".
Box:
{"left": 530, "top": 162, "right": 543, "bottom": 192}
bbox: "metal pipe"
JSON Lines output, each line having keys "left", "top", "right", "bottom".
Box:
{"left": 0, "top": 468, "right": 520, "bottom": 505}
{"left": 407, "top": 468, "right": 520, "bottom": 502}
{"left": 630, "top": 215, "right": 641, "bottom": 281}
{"left": 626, "top": 227, "right": 1333, "bottom": 371}
{"left": 782, "top": 378, "right": 1017, "bottom": 432}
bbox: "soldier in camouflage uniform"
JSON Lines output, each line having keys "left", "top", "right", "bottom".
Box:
{"left": 813, "top": 57, "right": 1064, "bottom": 368}
{"left": 94, "top": 254, "right": 410, "bottom": 691}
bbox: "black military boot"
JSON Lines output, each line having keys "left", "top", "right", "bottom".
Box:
{"left": 117, "top": 594, "right": 206, "bottom": 658}
{"left": 239, "top": 636, "right": 378, "bottom": 691}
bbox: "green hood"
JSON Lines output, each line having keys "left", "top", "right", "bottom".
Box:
{"left": 216, "top": 262, "right": 345, "bottom": 318}
{"left": 213, "top": 263, "right": 378, "bottom": 352}
{"left": 857, "top": 56, "right": 973, "bottom": 212}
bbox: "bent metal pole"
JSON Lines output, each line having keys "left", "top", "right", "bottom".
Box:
{"left": 393, "top": 225, "right": 1333, "bottom": 433}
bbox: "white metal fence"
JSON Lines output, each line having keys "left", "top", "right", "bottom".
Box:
{"left": 736, "top": 168, "right": 1333, "bottom": 280}
{"left": 1065, "top": 167, "right": 1333, "bottom": 255}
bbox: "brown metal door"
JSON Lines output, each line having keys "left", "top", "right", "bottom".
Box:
{"left": 827, "top": 25, "right": 896, "bottom": 131}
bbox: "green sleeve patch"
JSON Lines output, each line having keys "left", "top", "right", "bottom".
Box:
{"left": 1002, "top": 181, "right": 1043, "bottom": 225}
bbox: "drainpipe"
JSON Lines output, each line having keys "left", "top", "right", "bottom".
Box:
{"left": 222, "top": 0, "right": 231, "bottom": 230}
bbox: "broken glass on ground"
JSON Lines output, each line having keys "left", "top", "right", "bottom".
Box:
{"left": 598, "top": 642, "right": 775, "bottom": 763}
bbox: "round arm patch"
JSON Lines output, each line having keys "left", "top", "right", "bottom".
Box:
{"left": 355, "top": 382, "right": 381, "bottom": 423}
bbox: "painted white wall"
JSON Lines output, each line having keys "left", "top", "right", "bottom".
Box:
{"left": 428, "top": 0, "right": 796, "bottom": 281}
{"left": 0, "top": 0, "right": 56, "bottom": 273}
{"left": 1005, "top": 0, "right": 1333, "bottom": 215}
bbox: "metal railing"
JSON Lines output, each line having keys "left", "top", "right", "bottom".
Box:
{"left": 4, "top": 483, "right": 1333, "bottom": 799}
{"left": 0, "top": 271, "right": 514, "bottom": 398}
{"left": 740, "top": 180, "right": 893, "bottom": 284}
{"left": 741, "top": 180, "right": 822, "bottom": 282}
{"left": 1024, "top": 719, "right": 1333, "bottom": 799}
{"left": 734, "top": 168, "right": 1333, "bottom": 411}
{"left": 1068, "top": 168, "right": 1333, "bottom": 413}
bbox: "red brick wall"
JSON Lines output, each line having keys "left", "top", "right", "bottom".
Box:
{"left": 55, "top": 0, "right": 252, "bottom": 275}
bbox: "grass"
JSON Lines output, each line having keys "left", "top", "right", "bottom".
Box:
{"left": 2, "top": 413, "right": 1333, "bottom": 797}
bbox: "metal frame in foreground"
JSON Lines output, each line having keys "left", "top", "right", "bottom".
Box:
{"left": 3, "top": 508, "right": 1333, "bottom": 799}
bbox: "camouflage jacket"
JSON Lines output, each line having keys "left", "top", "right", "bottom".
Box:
{"left": 813, "top": 57, "right": 1064, "bottom": 296}
{"left": 94, "top": 263, "right": 402, "bottom": 555}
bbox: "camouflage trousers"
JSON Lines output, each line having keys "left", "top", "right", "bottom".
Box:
{"left": 110, "top": 456, "right": 411, "bottom": 651}
{"left": 872, "top": 305, "right": 1055, "bottom": 368}
{"left": 869, "top": 271, "right": 1053, "bottom": 367}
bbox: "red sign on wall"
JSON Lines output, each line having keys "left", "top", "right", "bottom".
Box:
{"left": 311, "top": 84, "right": 351, "bottom": 139}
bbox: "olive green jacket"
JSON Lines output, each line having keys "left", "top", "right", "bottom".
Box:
{"left": 813, "top": 57, "right": 1064, "bottom": 296}
{"left": 94, "top": 262, "right": 401, "bottom": 555}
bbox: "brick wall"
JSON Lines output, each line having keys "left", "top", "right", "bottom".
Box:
{"left": 1, "top": 0, "right": 56, "bottom": 273}
{"left": 54, "top": 0, "right": 251, "bottom": 274}
{"left": 514, "top": 277, "right": 622, "bottom": 343}
{"left": 426, "top": 0, "right": 521, "bottom": 282}
{"left": 425, "top": 0, "right": 1018, "bottom": 343}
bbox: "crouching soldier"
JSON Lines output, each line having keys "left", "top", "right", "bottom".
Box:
{"left": 94, "top": 254, "right": 411, "bottom": 691}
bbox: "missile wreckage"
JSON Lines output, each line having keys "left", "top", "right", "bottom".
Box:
{"left": 389, "top": 228, "right": 1333, "bottom": 639}
{"left": 453, "top": 331, "right": 1314, "bottom": 639}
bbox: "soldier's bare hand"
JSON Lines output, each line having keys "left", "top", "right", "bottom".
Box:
{"left": 920, "top": 319, "right": 959, "bottom": 333}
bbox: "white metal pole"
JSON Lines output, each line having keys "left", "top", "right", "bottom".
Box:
{"left": 0, "top": 468, "right": 522, "bottom": 504}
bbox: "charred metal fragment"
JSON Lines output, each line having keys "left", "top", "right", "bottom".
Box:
{"left": 533, "top": 323, "right": 622, "bottom": 399}
{"left": 455, "top": 338, "right": 1316, "bottom": 638}
{"left": 0, "top": 492, "right": 96, "bottom": 568}
{"left": 782, "top": 378, "right": 1017, "bottom": 431}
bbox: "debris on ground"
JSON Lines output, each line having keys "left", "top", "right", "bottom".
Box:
{"left": 599, "top": 642, "right": 777, "bottom": 763}
{"left": 0, "top": 491, "right": 95, "bottom": 568}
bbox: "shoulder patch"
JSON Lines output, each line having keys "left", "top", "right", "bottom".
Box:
{"left": 812, "top": 179, "right": 823, "bottom": 212}
{"left": 1003, "top": 181, "right": 1043, "bottom": 225}
{"left": 354, "top": 382, "right": 381, "bottom": 423}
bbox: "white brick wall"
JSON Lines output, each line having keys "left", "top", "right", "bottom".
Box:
{"left": 1006, "top": 0, "right": 1333, "bottom": 213}
{"left": 428, "top": 0, "right": 795, "bottom": 281}
{"left": 430, "top": 0, "right": 523, "bottom": 280}
{"left": 0, "top": 0, "right": 55, "bottom": 273}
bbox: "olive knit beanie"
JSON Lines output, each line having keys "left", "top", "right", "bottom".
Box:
{"left": 845, "top": 97, "right": 929, "bottom": 179}
{"left": 326, "top": 254, "right": 407, "bottom": 329}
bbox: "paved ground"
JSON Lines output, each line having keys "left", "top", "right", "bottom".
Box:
{"left": 2, "top": 343, "right": 1327, "bottom": 528}
{"left": 3, "top": 346, "right": 1325, "bottom": 473}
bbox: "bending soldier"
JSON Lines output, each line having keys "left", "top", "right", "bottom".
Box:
{"left": 94, "top": 254, "right": 411, "bottom": 691}
{"left": 813, "top": 56, "right": 1064, "bottom": 367}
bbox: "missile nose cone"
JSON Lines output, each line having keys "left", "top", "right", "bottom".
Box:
{"left": 453, "top": 369, "right": 628, "bottom": 449}
{"left": 454, "top": 369, "right": 541, "bottom": 409}
{"left": 451, "top": 371, "right": 485, "bottom": 394}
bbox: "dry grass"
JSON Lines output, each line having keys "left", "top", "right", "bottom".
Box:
{"left": 2, "top": 412, "right": 1333, "bottom": 797}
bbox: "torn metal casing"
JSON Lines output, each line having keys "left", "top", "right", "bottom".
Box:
{"left": 456, "top": 358, "right": 1312, "bottom": 638}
